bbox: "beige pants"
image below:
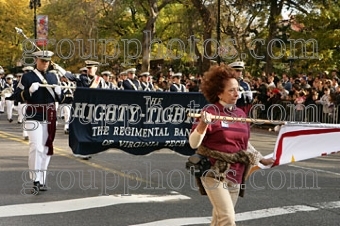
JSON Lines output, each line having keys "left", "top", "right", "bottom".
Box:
{"left": 201, "top": 176, "right": 240, "bottom": 226}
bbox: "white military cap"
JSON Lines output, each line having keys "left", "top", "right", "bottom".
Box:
{"left": 85, "top": 60, "right": 100, "bottom": 67}
{"left": 172, "top": 72, "right": 182, "bottom": 77}
{"left": 16, "top": 73, "right": 23, "bottom": 77}
{"left": 22, "top": 66, "right": 34, "bottom": 71}
{"left": 228, "top": 61, "right": 245, "bottom": 70}
{"left": 32, "top": 50, "right": 54, "bottom": 61}
{"left": 101, "top": 71, "right": 112, "bottom": 76}
{"left": 0, "top": 66, "right": 5, "bottom": 74}
{"left": 139, "top": 72, "right": 150, "bottom": 77}
{"left": 119, "top": 70, "right": 127, "bottom": 75}
{"left": 6, "top": 74, "right": 14, "bottom": 79}
{"left": 127, "top": 68, "right": 136, "bottom": 74}
{"left": 79, "top": 67, "right": 88, "bottom": 72}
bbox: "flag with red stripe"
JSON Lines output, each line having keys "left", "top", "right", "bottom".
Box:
{"left": 272, "top": 123, "right": 340, "bottom": 166}
{"left": 253, "top": 123, "right": 340, "bottom": 172}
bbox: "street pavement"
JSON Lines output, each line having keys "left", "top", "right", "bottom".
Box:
{"left": 0, "top": 112, "right": 339, "bottom": 226}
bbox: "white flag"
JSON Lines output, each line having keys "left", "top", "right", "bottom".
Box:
{"left": 272, "top": 123, "right": 340, "bottom": 166}
{"left": 249, "top": 123, "right": 340, "bottom": 175}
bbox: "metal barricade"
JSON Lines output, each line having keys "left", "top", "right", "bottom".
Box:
{"left": 249, "top": 101, "right": 339, "bottom": 124}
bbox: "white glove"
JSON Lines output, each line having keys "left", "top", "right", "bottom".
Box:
{"left": 238, "top": 91, "right": 243, "bottom": 99}
{"left": 54, "top": 85, "right": 62, "bottom": 96}
{"left": 29, "top": 82, "right": 40, "bottom": 94}
{"left": 244, "top": 90, "right": 253, "bottom": 100}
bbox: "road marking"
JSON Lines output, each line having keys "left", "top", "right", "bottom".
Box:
{"left": 0, "top": 193, "right": 190, "bottom": 218}
{"left": 288, "top": 164, "right": 340, "bottom": 176}
{"left": 0, "top": 131, "right": 28, "bottom": 144}
{"left": 131, "top": 217, "right": 212, "bottom": 226}
{"left": 130, "top": 201, "right": 340, "bottom": 226}
{"left": 0, "top": 131, "right": 152, "bottom": 185}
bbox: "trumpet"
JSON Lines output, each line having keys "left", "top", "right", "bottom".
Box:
{"left": 1, "top": 87, "right": 13, "bottom": 98}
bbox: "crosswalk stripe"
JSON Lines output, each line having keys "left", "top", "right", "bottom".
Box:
{"left": 130, "top": 201, "right": 340, "bottom": 226}
{"left": 0, "top": 193, "right": 190, "bottom": 218}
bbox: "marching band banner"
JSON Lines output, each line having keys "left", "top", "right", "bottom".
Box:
{"left": 69, "top": 88, "right": 208, "bottom": 156}
{"left": 36, "top": 15, "right": 48, "bottom": 46}
{"left": 69, "top": 88, "right": 340, "bottom": 164}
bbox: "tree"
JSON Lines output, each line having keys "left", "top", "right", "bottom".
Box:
{"left": 219, "top": 1, "right": 268, "bottom": 75}
{"left": 290, "top": 0, "right": 340, "bottom": 72}
{"left": 140, "top": 0, "right": 175, "bottom": 72}
{"left": 191, "top": 0, "right": 214, "bottom": 73}
{"left": 0, "top": 0, "right": 33, "bottom": 72}
{"left": 1, "top": 0, "right": 339, "bottom": 75}
{"left": 42, "top": 0, "right": 105, "bottom": 71}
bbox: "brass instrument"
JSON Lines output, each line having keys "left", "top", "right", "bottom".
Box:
{"left": 1, "top": 87, "right": 13, "bottom": 98}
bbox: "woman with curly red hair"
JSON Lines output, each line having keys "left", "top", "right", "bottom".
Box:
{"left": 189, "top": 64, "right": 274, "bottom": 226}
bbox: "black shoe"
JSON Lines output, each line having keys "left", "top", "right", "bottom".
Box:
{"left": 64, "top": 129, "right": 69, "bottom": 134}
{"left": 18, "top": 121, "right": 22, "bottom": 124}
{"left": 31, "top": 181, "right": 40, "bottom": 195}
{"left": 8, "top": 119, "right": 13, "bottom": 123}
{"left": 24, "top": 136, "right": 29, "bottom": 140}
{"left": 81, "top": 156, "right": 92, "bottom": 160}
{"left": 39, "top": 184, "right": 48, "bottom": 191}
{"left": 74, "top": 154, "right": 92, "bottom": 160}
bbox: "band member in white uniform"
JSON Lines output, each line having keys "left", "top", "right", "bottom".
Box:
{"left": 228, "top": 61, "right": 253, "bottom": 115}
{"left": 170, "top": 72, "right": 187, "bottom": 92}
{"left": 85, "top": 61, "right": 107, "bottom": 89}
{"left": 0, "top": 67, "right": 6, "bottom": 113}
{"left": 139, "top": 72, "right": 154, "bottom": 91}
{"left": 17, "top": 66, "right": 34, "bottom": 140}
{"left": 15, "top": 50, "right": 65, "bottom": 195}
{"left": 4, "top": 74, "right": 15, "bottom": 122}
{"left": 65, "top": 61, "right": 107, "bottom": 89}
{"left": 101, "top": 71, "right": 117, "bottom": 89}
{"left": 117, "top": 71, "right": 127, "bottom": 90}
{"left": 60, "top": 75, "right": 75, "bottom": 134}
{"left": 16, "top": 72, "right": 25, "bottom": 124}
{"left": 72, "top": 61, "right": 108, "bottom": 160}
{"left": 123, "top": 68, "right": 141, "bottom": 90}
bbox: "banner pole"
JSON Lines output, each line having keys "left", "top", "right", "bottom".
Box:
{"left": 39, "top": 84, "right": 76, "bottom": 89}
{"left": 187, "top": 113, "right": 286, "bottom": 125}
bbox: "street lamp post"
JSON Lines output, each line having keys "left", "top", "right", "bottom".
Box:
{"left": 29, "top": 0, "right": 41, "bottom": 40}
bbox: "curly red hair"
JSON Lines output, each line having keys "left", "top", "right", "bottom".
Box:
{"left": 200, "top": 64, "right": 237, "bottom": 103}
